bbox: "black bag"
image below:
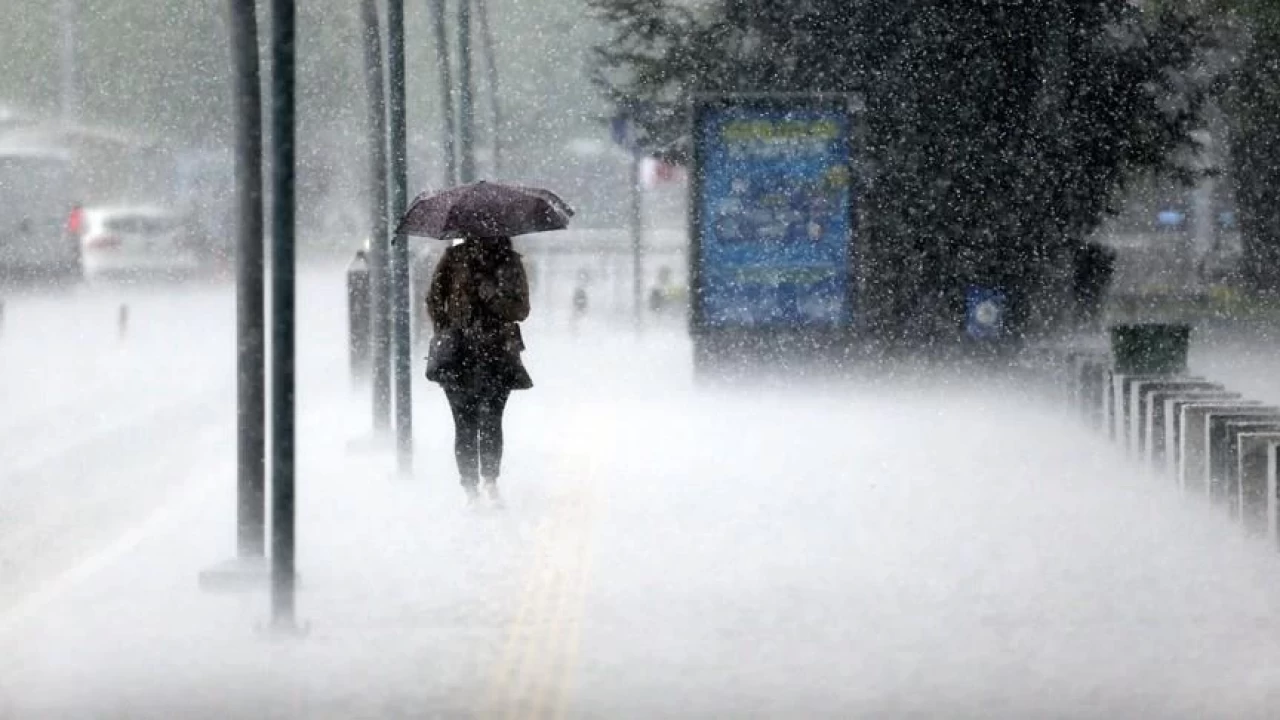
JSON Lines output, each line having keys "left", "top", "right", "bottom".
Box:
{"left": 425, "top": 328, "right": 463, "bottom": 382}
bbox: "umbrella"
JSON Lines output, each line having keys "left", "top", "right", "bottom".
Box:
{"left": 395, "top": 180, "right": 574, "bottom": 240}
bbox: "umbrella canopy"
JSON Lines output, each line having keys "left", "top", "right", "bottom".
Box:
{"left": 395, "top": 180, "right": 574, "bottom": 240}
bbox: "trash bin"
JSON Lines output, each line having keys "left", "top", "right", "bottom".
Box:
{"left": 1109, "top": 323, "right": 1191, "bottom": 375}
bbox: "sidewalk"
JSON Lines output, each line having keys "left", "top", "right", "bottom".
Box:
{"left": 6, "top": 328, "right": 1280, "bottom": 717}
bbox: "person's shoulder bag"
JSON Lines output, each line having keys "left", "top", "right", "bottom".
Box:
{"left": 425, "top": 326, "right": 463, "bottom": 382}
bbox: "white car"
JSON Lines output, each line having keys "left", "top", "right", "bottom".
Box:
{"left": 77, "top": 205, "right": 203, "bottom": 281}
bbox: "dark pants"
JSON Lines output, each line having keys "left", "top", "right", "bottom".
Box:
{"left": 444, "top": 385, "right": 511, "bottom": 486}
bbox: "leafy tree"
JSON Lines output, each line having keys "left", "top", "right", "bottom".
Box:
{"left": 1219, "top": 3, "right": 1280, "bottom": 292}
{"left": 590, "top": 0, "right": 1212, "bottom": 344}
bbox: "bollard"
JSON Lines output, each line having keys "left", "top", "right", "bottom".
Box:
{"left": 347, "top": 250, "right": 371, "bottom": 382}
{"left": 1126, "top": 378, "right": 1208, "bottom": 455}
{"left": 118, "top": 304, "right": 129, "bottom": 339}
{"left": 1143, "top": 385, "right": 1228, "bottom": 466}
{"left": 1223, "top": 423, "right": 1280, "bottom": 524}
{"left": 1112, "top": 374, "right": 1173, "bottom": 453}
{"left": 1177, "top": 402, "right": 1269, "bottom": 493}
{"left": 1266, "top": 443, "right": 1280, "bottom": 550}
{"left": 1236, "top": 433, "right": 1280, "bottom": 536}
{"left": 1206, "top": 412, "right": 1280, "bottom": 506}
{"left": 1163, "top": 395, "right": 1243, "bottom": 479}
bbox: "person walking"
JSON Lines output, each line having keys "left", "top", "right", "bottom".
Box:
{"left": 426, "top": 234, "right": 532, "bottom": 507}
{"left": 395, "top": 180, "right": 572, "bottom": 507}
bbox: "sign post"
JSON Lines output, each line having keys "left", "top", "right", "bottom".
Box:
{"left": 612, "top": 115, "right": 644, "bottom": 330}
{"left": 360, "top": 0, "right": 392, "bottom": 435}
{"left": 197, "top": 0, "right": 268, "bottom": 593}
{"left": 387, "top": 0, "right": 413, "bottom": 474}
{"left": 268, "top": 0, "right": 298, "bottom": 631}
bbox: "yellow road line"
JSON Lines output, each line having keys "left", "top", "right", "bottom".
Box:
{"left": 530, "top": 492, "right": 591, "bottom": 717}
{"left": 481, "top": 515, "right": 559, "bottom": 720}
{"left": 480, "top": 411, "right": 615, "bottom": 720}
{"left": 551, "top": 483, "right": 604, "bottom": 720}
{"left": 547, "top": 419, "right": 614, "bottom": 719}
{"left": 509, "top": 512, "right": 572, "bottom": 720}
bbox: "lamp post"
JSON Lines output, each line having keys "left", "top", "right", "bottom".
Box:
{"left": 388, "top": 0, "right": 413, "bottom": 473}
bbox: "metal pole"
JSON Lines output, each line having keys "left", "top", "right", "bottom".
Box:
{"left": 230, "top": 0, "right": 266, "bottom": 560}
{"left": 430, "top": 0, "right": 457, "bottom": 186}
{"left": 457, "top": 0, "right": 476, "bottom": 183}
{"left": 630, "top": 142, "right": 644, "bottom": 330}
{"left": 59, "top": 0, "right": 78, "bottom": 123}
{"left": 388, "top": 0, "right": 414, "bottom": 474}
{"left": 475, "top": 0, "right": 501, "bottom": 176}
{"left": 361, "top": 0, "right": 392, "bottom": 433}
{"left": 269, "top": 0, "right": 297, "bottom": 628}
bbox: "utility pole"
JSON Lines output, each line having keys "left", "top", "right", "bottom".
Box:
{"left": 230, "top": 0, "right": 266, "bottom": 560}
{"left": 387, "top": 0, "right": 413, "bottom": 474}
{"left": 361, "top": 0, "right": 392, "bottom": 434}
{"left": 457, "top": 0, "right": 476, "bottom": 183}
{"left": 268, "top": 0, "right": 298, "bottom": 631}
{"left": 630, "top": 137, "right": 644, "bottom": 331}
{"left": 475, "top": 0, "right": 501, "bottom": 176}
{"left": 196, "top": 0, "right": 268, "bottom": 594}
{"left": 430, "top": 0, "right": 457, "bottom": 186}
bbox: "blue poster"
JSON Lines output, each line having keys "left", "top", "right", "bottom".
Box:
{"left": 695, "top": 103, "right": 854, "bottom": 328}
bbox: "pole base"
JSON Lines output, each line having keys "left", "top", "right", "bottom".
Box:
{"left": 197, "top": 556, "right": 271, "bottom": 593}
{"left": 254, "top": 618, "right": 311, "bottom": 640}
{"left": 347, "top": 431, "right": 394, "bottom": 454}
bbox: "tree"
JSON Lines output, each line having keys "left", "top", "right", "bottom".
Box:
{"left": 589, "top": 0, "right": 1211, "bottom": 345}
{"left": 1219, "top": 3, "right": 1280, "bottom": 292}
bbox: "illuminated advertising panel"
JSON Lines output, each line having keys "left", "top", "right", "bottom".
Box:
{"left": 692, "top": 97, "right": 855, "bottom": 330}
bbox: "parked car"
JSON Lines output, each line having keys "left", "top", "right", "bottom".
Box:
{"left": 77, "top": 205, "right": 203, "bottom": 281}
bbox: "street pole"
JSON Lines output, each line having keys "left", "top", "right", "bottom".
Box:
{"left": 475, "top": 0, "right": 501, "bottom": 176}
{"left": 196, "top": 0, "right": 269, "bottom": 594}
{"left": 59, "top": 0, "right": 78, "bottom": 123}
{"left": 231, "top": 0, "right": 266, "bottom": 559}
{"left": 268, "top": 0, "right": 298, "bottom": 630}
{"left": 629, "top": 124, "right": 644, "bottom": 330}
{"left": 387, "top": 0, "right": 414, "bottom": 474}
{"left": 457, "top": 0, "right": 476, "bottom": 183}
{"left": 361, "top": 0, "right": 392, "bottom": 434}
{"left": 430, "top": 0, "right": 457, "bottom": 186}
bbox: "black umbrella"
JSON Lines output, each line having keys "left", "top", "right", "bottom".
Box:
{"left": 395, "top": 180, "right": 574, "bottom": 240}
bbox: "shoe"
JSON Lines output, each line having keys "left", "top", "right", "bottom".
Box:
{"left": 464, "top": 484, "right": 481, "bottom": 508}
{"left": 480, "top": 480, "right": 504, "bottom": 509}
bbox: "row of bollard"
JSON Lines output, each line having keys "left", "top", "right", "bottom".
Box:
{"left": 1060, "top": 323, "right": 1280, "bottom": 548}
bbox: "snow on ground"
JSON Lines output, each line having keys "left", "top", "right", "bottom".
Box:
{"left": 3, "top": 269, "right": 1280, "bottom": 717}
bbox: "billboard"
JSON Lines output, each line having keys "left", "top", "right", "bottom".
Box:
{"left": 691, "top": 97, "right": 856, "bottom": 330}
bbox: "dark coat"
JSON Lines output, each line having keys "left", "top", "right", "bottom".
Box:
{"left": 426, "top": 238, "right": 533, "bottom": 390}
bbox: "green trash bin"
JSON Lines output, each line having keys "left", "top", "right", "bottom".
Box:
{"left": 1109, "top": 323, "right": 1191, "bottom": 375}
